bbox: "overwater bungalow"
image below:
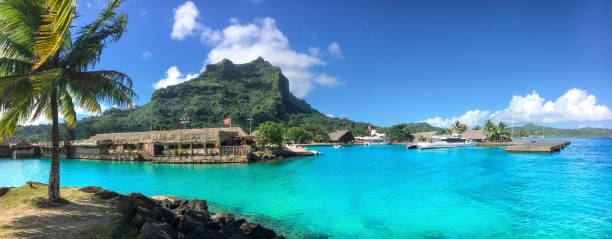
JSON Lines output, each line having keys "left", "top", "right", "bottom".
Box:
{"left": 39, "top": 127, "right": 255, "bottom": 163}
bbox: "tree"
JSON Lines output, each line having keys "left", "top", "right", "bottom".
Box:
{"left": 496, "top": 121, "right": 510, "bottom": 141}
{"left": 472, "top": 125, "right": 481, "bottom": 130}
{"left": 483, "top": 119, "right": 496, "bottom": 141}
{"left": 387, "top": 123, "right": 413, "bottom": 142}
{"left": 452, "top": 120, "right": 468, "bottom": 134}
{"left": 285, "top": 126, "right": 312, "bottom": 143}
{"left": 0, "top": 0, "right": 135, "bottom": 201}
{"left": 255, "top": 121, "right": 284, "bottom": 148}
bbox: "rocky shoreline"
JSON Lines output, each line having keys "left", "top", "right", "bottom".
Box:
{"left": 77, "top": 185, "right": 283, "bottom": 239}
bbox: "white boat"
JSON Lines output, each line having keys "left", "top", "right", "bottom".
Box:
{"left": 333, "top": 144, "right": 343, "bottom": 149}
{"left": 356, "top": 130, "right": 389, "bottom": 145}
{"left": 417, "top": 132, "right": 476, "bottom": 149}
{"left": 363, "top": 138, "right": 389, "bottom": 145}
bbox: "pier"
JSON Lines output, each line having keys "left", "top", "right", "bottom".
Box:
{"left": 478, "top": 141, "right": 571, "bottom": 153}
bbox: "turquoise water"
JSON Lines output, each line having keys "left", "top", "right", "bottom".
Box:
{"left": 1, "top": 138, "right": 611, "bottom": 238}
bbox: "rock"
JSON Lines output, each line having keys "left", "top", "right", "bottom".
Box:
{"left": 222, "top": 218, "right": 247, "bottom": 238}
{"left": 132, "top": 206, "right": 157, "bottom": 227}
{"left": 183, "top": 226, "right": 224, "bottom": 239}
{"left": 79, "top": 186, "right": 104, "bottom": 193}
{"left": 178, "top": 210, "right": 210, "bottom": 234}
{"left": 177, "top": 199, "right": 208, "bottom": 215}
{"left": 188, "top": 199, "right": 208, "bottom": 212}
{"left": 153, "top": 206, "right": 178, "bottom": 225}
{"left": 211, "top": 212, "right": 234, "bottom": 226}
{"left": 129, "top": 192, "right": 158, "bottom": 209}
{"left": 240, "top": 222, "right": 277, "bottom": 239}
{"left": 115, "top": 195, "right": 136, "bottom": 220}
{"left": 205, "top": 221, "right": 222, "bottom": 231}
{"left": 141, "top": 222, "right": 178, "bottom": 239}
{"left": 95, "top": 190, "right": 119, "bottom": 199}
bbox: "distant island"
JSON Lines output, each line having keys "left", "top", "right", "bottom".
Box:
{"left": 12, "top": 58, "right": 612, "bottom": 142}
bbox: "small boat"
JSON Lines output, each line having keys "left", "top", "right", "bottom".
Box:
{"left": 417, "top": 131, "right": 476, "bottom": 149}
{"left": 333, "top": 144, "right": 343, "bottom": 149}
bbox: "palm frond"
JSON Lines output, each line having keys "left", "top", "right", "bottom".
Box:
{"left": 32, "top": 0, "right": 76, "bottom": 70}
{"left": 0, "top": 2, "right": 40, "bottom": 62}
{"left": 63, "top": 0, "right": 126, "bottom": 71}
{"left": 67, "top": 70, "right": 136, "bottom": 110}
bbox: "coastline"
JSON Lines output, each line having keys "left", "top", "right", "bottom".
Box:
{"left": 0, "top": 182, "right": 284, "bottom": 239}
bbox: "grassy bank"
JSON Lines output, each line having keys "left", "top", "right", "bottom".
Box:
{"left": 0, "top": 183, "right": 122, "bottom": 239}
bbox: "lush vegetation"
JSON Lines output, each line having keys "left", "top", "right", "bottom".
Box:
{"left": 255, "top": 121, "right": 284, "bottom": 147}
{"left": 284, "top": 126, "right": 313, "bottom": 143}
{"left": 452, "top": 120, "right": 468, "bottom": 134}
{"left": 0, "top": 0, "right": 135, "bottom": 201}
{"left": 512, "top": 124, "right": 612, "bottom": 138}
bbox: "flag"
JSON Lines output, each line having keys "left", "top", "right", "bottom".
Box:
{"left": 223, "top": 117, "right": 231, "bottom": 126}
{"left": 368, "top": 124, "right": 372, "bottom": 131}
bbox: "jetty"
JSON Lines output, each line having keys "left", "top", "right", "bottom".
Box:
{"left": 478, "top": 141, "right": 571, "bottom": 153}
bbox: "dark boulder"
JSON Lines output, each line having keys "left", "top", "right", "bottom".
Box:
{"left": 154, "top": 206, "right": 178, "bottom": 226}
{"left": 222, "top": 218, "right": 247, "bottom": 238}
{"left": 130, "top": 192, "right": 158, "bottom": 209}
{"left": 211, "top": 212, "right": 235, "bottom": 226}
{"left": 183, "top": 226, "right": 224, "bottom": 239}
{"left": 240, "top": 222, "right": 277, "bottom": 239}
{"left": 95, "top": 190, "right": 119, "bottom": 199}
{"left": 188, "top": 199, "right": 208, "bottom": 211}
{"left": 141, "top": 222, "right": 178, "bottom": 239}
{"left": 79, "top": 186, "right": 104, "bottom": 193}
{"left": 178, "top": 210, "right": 210, "bottom": 234}
{"left": 132, "top": 206, "right": 157, "bottom": 227}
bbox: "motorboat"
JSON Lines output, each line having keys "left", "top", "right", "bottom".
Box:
{"left": 333, "top": 144, "right": 343, "bottom": 149}
{"left": 417, "top": 131, "right": 476, "bottom": 149}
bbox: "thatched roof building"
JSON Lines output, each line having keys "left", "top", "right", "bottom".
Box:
{"left": 83, "top": 127, "right": 249, "bottom": 145}
{"left": 461, "top": 130, "right": 488, "bottom": 141}
{"left": 328, "top": 130, "right": 354, "bottom": 143}
{"left": 412, "top": 131, "right": 437, "bottom": 142}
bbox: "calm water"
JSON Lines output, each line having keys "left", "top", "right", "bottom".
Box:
{"left": 1, "top": 138, "right": 611, "bottom": 238}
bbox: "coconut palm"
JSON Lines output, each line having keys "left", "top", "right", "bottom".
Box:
{"left": 472, "top": 125, "right": 481, "bottom": 130}
{"left": 0, "top": 0, "right": 135, "bottom": 201}
{"left": 483, "top": 119, "right": 496, "bottom": 141}
{"left": 497, "top": 121, "right": 509, "bottom": 141}
{"left": 451, "top": 120, "right": 468, "bottom": 134}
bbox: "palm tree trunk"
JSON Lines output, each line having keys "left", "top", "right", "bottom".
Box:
{"left": 47, "top": 90, "right": 60, "bottom": 201}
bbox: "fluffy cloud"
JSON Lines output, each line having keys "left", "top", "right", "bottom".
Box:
{"left": 328, "top": 41, "right": 343, "bottom": 59}
{"left": 153, "top": 66, "right": 198, "bottom": 89}
{"left": 140, "top": 51, "right": 152, "bottom": 61}
{"left": 423, "top": 89, "right": 612, "bottom": 128}
{"left": 425, "top": 109, "right": 490, "bottom": 128}
{"left": 168, "top": 2, "right": 341, "bottom": 98}
{"left": 491, "top": 89, "right": 612, "bottom": 123}
{"left": 171, "top": 1, "right": 202, "bottom": 40}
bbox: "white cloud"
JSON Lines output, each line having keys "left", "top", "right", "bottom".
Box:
{"left": 153, "top": 66, "right": 198, "bottom": 89}
{"left": 307, "top": 47, "right": 320, "bottom": 56}
{"left": 423, "top": 89, "right": 612, "bottom": 128}
{"left": 171, "top": 1, "right": 202, "bottom": 40}
{"left": 326, "top": 114, "right": 334, "bottom": 118}
{"left": 140, "top": 51, "right": 152, "bottom": 61}
{"left": 328, "top": 41, "right": 343, "bottom": 58}
{"left": 425, "top": 109, "right": 490, "bottom": 128}
{"left": 314, "top": 73, "right": 340, "bottom": 87}
{"left": 490, "top": 89, "right": 612, "bottom": 123}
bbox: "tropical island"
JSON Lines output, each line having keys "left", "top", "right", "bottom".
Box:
{"left": 1, "top": 0, "right": 611, "bottom": 238}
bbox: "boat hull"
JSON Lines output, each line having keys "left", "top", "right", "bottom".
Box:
{"left": 417, "top": 142, "right": 476, "bottom": 149}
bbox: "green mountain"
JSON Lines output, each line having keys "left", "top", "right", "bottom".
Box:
{"left": 15, "top": 58, "right": 373, "bottom": 141}
{"left": 512, "top": 124, "right": 612, "bottom": 138}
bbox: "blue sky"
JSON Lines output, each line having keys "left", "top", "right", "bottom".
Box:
{"left": 73, "top": 0, "right": 612, "bottom": 128}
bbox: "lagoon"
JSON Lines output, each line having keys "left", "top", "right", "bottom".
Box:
{"left": 1, "top": 138, "right": 611, "bottom": 238}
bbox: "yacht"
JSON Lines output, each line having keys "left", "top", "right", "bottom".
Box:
{"left": 417, "top": 131, "right": 476, "bottom": 149}
{"left": 355, "top": 130, "right": 390, "bottom": 145}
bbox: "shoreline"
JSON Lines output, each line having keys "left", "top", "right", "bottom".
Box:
{"left": 0, "top": 182, "right": 284, "bottom": 239}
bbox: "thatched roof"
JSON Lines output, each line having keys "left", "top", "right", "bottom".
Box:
{"left": 82, "top": 127, "right": 248, "bottom": 144}
{"left": 413, "top": 131, "right": 437, "bottom": 142}
{"left": 328, "top": 130, "right": 352, "bottom": 141}
{"left": 461, "top": 130, "right": 487, "bottom": 140}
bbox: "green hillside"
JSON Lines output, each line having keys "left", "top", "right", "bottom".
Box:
{"left": 512, "top": 124, "right": 612, "bottom": 138}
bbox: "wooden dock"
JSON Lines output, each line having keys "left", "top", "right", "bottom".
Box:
{"left": 504, "top": 141, "right": 571, "bottom": 153}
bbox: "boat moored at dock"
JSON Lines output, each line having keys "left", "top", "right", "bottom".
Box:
{"left": 416, "top": 132, "right": 476, "bottom": 149}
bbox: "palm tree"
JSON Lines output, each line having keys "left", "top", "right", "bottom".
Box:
{"left": 497, "top": 121, "right": 509, "bottom": 141}
{"left": 472, "top": 125, "right": 481, "bottom": 130}
{"left": 451, "top": 120, "right": 467, "bottom": 134}
{"left": 0, "top": 0, "right": 135, "bottom": 201}
{"left": 483, "top": 119, "right": 496, "bottom": 141}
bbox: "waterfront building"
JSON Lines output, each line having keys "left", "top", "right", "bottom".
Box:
{"left": 328, "top": 130, "right": 355, "bottom": 144}
{"left": 460, "top": 130, "right": 488, "bottom": 142}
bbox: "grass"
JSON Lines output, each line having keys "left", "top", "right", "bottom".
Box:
{"left": 0, "top": 182, "right": 86, "bottom": 209}
{"left": 0, "top": 182, "right": 123, "bottom": 239}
